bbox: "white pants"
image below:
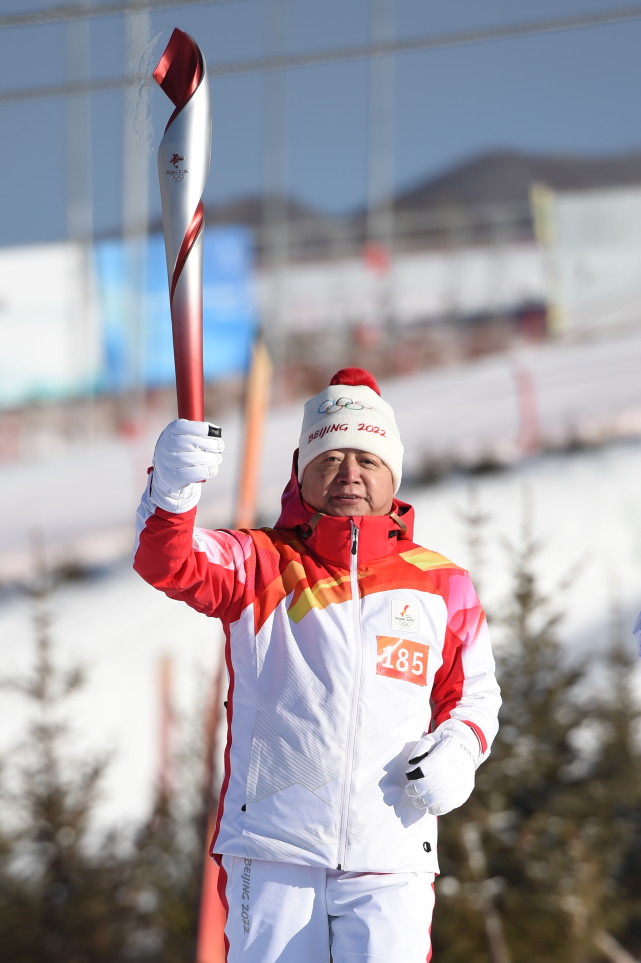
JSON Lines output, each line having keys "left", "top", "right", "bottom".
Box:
{"left": 217, "top": 855, "right": 435, "bottom": 963}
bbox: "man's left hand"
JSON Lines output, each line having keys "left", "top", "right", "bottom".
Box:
{"left": 405, "top": 719, "right": 481, "bottom": 815}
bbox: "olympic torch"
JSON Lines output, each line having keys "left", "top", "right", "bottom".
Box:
{"left": 154, "top": 28, "right": 211, "bottom": 421}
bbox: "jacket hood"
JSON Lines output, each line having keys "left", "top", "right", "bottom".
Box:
{"left": 274, "top": 450, "right": 415, "bottom": 565}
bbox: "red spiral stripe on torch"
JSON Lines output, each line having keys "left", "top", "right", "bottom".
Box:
{"left": 170, "top": 200, "right": 204, "bottom": 305}
{"left": 154, "top": 28, "right": 208, "bottom": 421}
{"left": 153, "top": 28, "right": 203, "bottom": 126}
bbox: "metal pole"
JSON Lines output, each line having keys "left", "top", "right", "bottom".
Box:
{"left": 366, "top": 0, "right": 396, "bottom": 350}
{"left": 261, "top": 0, "right": 289, "bottom": 388}
{"left": 122, "top": 3, "right": 151, "bottom": 420}
{"left": 65, "top": 5, "right": 95, "bottom": 426}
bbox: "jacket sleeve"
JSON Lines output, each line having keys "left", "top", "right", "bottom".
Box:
{"left": 431, "top": 571, "right": 501, "bottom": 761}
{"left": 133, "top": 475, "right": 249, "bottom": 621}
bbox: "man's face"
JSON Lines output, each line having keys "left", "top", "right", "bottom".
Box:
{"left": 301, "top": 448, "right": 395, "bottom": 517}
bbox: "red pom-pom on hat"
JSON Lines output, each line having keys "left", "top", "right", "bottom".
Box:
{"left": 329, "top": 367, "right": 381, "bottom": 396}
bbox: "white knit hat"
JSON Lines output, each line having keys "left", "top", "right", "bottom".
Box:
{"left": 297, "top": 368, "right": 403, "bottom": 492}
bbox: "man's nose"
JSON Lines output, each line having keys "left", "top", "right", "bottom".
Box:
{"left": 337, "top": 457, "right": 360, "bottom": 481}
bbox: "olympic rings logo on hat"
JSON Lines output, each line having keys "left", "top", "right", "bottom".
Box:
{"left": 318, "top": 396, "right": 373, "bottom": 415}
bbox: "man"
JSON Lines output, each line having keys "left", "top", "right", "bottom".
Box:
{"left": 134, "top": 367, "right": 501, "bottom": 963}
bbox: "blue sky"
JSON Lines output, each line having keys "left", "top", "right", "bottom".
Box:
{"left": 2, "top": 0, "right": 641, "bottom": 247}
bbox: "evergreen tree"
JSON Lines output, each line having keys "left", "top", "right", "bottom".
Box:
{"left": 576, "top": 604, "right": 641, "bottom": 961}
{"left": 0, "top": 557, "right": 224, "bottom": 962}
{"left": 119, "top": 662, "right": 224, "bottom": 962}
{"left": 123, "top": 761, "right": 206, "bottom": 960}
{"left": 0, "top": 563, "right": 136, "bottom": 962}
{"left": 433, "top": 492, "right": 641, "bottom": 963}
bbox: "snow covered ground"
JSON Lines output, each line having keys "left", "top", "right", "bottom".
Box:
{"left": 1, "top": 331, "right": 640, "bottom": 832}
{"left": 1, "top": 326, "right": 640, "bottom": 580}
{"left": 1, "top": 436, "right": 640, "bottom": 833}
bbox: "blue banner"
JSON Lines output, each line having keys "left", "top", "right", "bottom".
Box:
{"left": 94, "top": 226, "right": 256, "bottom": 393}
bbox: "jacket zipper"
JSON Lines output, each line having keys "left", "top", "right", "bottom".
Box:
{"left": 336, "top": 521, "right": 362, "bottom": 869}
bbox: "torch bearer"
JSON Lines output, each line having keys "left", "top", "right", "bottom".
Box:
{"left": 154, "top": 28, "right": 211, "bottom": 421}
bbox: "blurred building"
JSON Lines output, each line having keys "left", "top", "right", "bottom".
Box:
{"left": 2, "top": 149, "right": 641, "bottom": 447}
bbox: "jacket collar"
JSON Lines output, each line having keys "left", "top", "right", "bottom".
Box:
{"left": 274, "top": 451, "right": 415, "bottom": 567}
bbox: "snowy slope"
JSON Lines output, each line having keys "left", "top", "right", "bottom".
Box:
{"left": 1, "top": 436, "right": 640, "bottom": 832}
{"left": 1, "top": 327, "right": 640, "bottom": 580}
{"left": 1, "top": 329, "right": 640, "bottom": 831}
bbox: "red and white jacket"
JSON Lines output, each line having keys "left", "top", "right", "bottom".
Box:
{"left": 134, "top": 461, "right": 501, "bottom": 874}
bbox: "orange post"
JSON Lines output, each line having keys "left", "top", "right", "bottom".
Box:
{"left": 195, "top": 814, "right": 227, "bottom": 963}
{"left": 195, "top": 649, "right": 228, "bottom": 963}
{"left": 234, "top": 337, "right": 273, "bottom": 529}
{"left": 157, "top": 656, "right": 173, "bottom": 798}
{"left": 514, "top": 364, "right": 540, "bottom": 455}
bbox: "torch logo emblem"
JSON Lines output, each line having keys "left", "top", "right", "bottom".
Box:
{"left": 167, "top": 152, "right": 188, "bottom": 182}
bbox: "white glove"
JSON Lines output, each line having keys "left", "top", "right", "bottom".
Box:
{"left": 149, "top": 419, "right": 224, "bottom": 513}
{"left": 405, "top": 719, "right": 481, "bottom": 815}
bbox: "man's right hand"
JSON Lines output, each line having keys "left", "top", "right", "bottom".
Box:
{"left": 149, "top": 419, "right": 224, "bottom": 513}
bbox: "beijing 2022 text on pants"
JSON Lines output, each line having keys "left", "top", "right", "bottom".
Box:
{"left": 217, "top": 855, "right": 436, "bottom": 963}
